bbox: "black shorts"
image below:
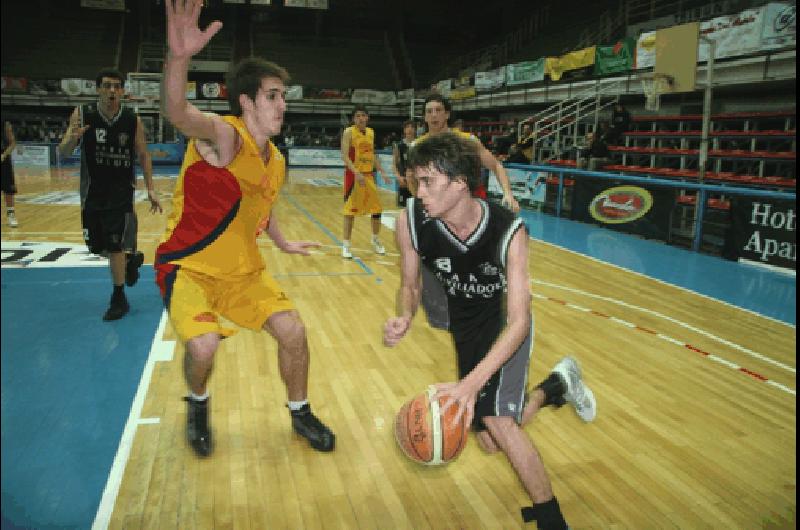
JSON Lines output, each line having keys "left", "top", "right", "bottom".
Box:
{"left": 81, "top": 207, "right": 138, "bottom": 255}
{"left": 1, "top": 160, "right": 16, "bottom": 195}
{"left": 453, "top": 319, "right": 533, "bottom": 431}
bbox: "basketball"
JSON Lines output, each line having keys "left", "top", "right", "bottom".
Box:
{"left": 394, "top": 386, "right": 468, "bottom": 465}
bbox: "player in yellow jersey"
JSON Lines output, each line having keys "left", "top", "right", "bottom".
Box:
{"left": 414, "top": 94, "right": 520, "bottom": 213}
{"left": 340, "top": 105, "right": 390, "bottom": 259}
{"left": 158, "top": 0, "right": 334, "bottom": 457}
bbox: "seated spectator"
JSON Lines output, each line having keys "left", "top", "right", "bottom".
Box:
{"left": 493, "top": 125, "right": 517, "bottom": 158}
{"left": 577, "top": 132, "right": 610, "bottom": 171}
{"left": 507, "top": 123, "right": 536, "bottom": 164}
{"left": 607, "top": 102, "right": 631, "bottom": 145}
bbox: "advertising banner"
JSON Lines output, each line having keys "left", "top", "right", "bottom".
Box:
{"left": 725, "top": 199, "right": 796, "bottom": 269}
{"left": 760, "top": 2, "right": 797, "bottom": 49}
{"left": 450, "top": 87, "right": 476, "bottom": 100}
{"left": 594, "top": 38, "right": 636, "bottom": 75}
{"left": 147, "top": 143, "right": 185, "bottom": 165}
{"left": 435, "top": 79, "right": 452, "bottom": 97}
{"left": 506, "top": 59, "right": 545, "bottom": 85}
{"left": 698, "top": 7, "right": 763, "bottom": 61}
{"left": 474, "top": 66, "right": 506, "bottom": 91}
{"left": 545, "top": 47, "right": 596, "bottom": 81}
{"left": 286, "top": 85, "right": 304, "bottom": 100}
{"left": 11, "top": 145, "right": 51, "bottom": 168}
{"left": 351, "top": 89, "right": 397, "bottom": 105}
{"left": 571, "top": 179, "right": 674, "bottom": 240}
{"left": 396, "top": 88, "right": 414, "bottom": 103}
{"left": 636, "top": 31, "right": 656, "bottom": 69}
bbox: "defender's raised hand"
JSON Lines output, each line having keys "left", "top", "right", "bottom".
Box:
{"left": 166, "top": 0, "right": 223, "bottom": 60}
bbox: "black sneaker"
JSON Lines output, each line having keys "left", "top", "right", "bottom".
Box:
{"left": 125, "top": 251, "right": 144, "bottom": 287}
{"left": 183, "top": 396, "right": 213, "bottom": 457}
{"left": 102, "top": 291, "right": 130, "bottom": 321}
{"left": 290, "top": 404, "right": 335, "bottom": 452}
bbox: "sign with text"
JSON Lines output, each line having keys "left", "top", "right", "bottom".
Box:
{"left": 727, "top": 199, "right": 796, "bottom": 269}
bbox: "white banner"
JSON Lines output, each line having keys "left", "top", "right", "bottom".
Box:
{"left": 636, "top": 31, "right": 657, "bottom": 69}
{"left": 61, "top": 79, "right": 86, "bottom": 97}
{"left": 288, "top": 148, "right": 344, "bottom": 167}
{"left": 699, "top": 8, "right": 763, "bottom": 61}
{"left": 11, "top": 145, "right": 50, "bottom": 168}
{"left": 396, "top": 88, "right": 414, "bottom": 103}
{"left": 760, "top": 2, "right": 797, "bottom": 48}
{"left": 351, "top": 89, "right": 397, "bottom": 105}
{"left": 435, "top": 79, "right": 452, "bottom": 97}
{"left": 474, "top": 66, "right": 506, "bottom": 90}
{"left": 286, "top": 85, "right": 304, "bottom": 100}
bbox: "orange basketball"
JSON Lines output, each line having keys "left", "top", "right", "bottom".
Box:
{"left": 394, "top": 386, "right": 468, "bottom": 465}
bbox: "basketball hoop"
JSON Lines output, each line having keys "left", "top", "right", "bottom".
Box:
{"left": 640, "top": 73, "right": 674, "bottom": 111}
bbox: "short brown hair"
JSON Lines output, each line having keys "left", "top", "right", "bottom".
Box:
{"left": 226, "top": 58, "right": 290, "bottom": 116}
{"left": 407, "top": 132, "right": 481, "bottom": 192}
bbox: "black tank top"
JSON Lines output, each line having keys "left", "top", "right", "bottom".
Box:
{"left": 407, "top": 197, "right": 525, "bottom": 340}
{"left": 79, "top": 104, "right": 138, "bottom": 210}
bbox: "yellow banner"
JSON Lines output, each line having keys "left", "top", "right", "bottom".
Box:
{"left": 545, "top": 46, "right": 596, "bottom": 81}
{"left": 449, "top": 87, "right": 476, "bottom": 100}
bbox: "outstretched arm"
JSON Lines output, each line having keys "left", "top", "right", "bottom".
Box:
{"left": 477, "top": 143, "right": 520, "bottom": 213}
{"left": 266, "top": 214, "right": 320, "bottom": 255}
{"left": 162, "top": 0, "right": 232, "bottom": 149}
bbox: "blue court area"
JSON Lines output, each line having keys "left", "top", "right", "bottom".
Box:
{"left": 1, "top": 267, "right": 162, "bottom": 530}
{"left": 518, "top": 208, "right": 796, "bottom": 325}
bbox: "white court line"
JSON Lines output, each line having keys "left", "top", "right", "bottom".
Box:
{"left": 532, "top": 238, "right": 795, "bottom": 330}
{"left": 533, "top": 279, "right": 796, "bottom": 375}
{"left": 92, "top": 310, "right": 172, "bottom": 530}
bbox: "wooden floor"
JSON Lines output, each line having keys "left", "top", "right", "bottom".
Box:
{"left": 3, "top": 167, "right": 796, "bottom": 529}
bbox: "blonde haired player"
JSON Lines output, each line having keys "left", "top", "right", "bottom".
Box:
{"left": 340, "top": 104, "right": 390, "bottom": 259}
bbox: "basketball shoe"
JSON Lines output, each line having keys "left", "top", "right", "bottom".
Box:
{"left": 290, "top": 404, "right": 335, "bottom": 452}
{"left": 183, "top": 396, "right": 213, "bottom": 457}
{"left": 342, "top": 242, "right": 353, "bottom": 259}
{"left": 551, "top": 356, "right": 596, "bottom": 422}
{"left": 372, "top": 236, "right": 386, "bottom": 255}
{"left": 125, "top": 251, "right": 144, "bottom": 287}
{"left": 102, "top": 289, "right": 130, "bottom": 321}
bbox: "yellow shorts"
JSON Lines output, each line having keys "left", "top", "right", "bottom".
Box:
{"left": 343, "top": 170, "right": 383, "bottom": 216}
{"left": 161, "top": 266, "right": 294, "bottom": 343}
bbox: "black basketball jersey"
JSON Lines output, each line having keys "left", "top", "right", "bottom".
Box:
{"left": 407, "top": 197, "right": 525, "bottom": 340}
{"left": 395, "top": 139, "right": 411, "bottom": 176}
{"left": 79, "top": 104, "right": 138, "bottom": 210}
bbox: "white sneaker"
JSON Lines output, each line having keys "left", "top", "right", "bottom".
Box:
{"left": 342, "top": 244, "right": 353, "bottom": 259}
{"left": 372, "top": 239, "right": 386, "bottom": 255}
{"left": 7, "top": 213, "right": 18, "bottom": 227}
{"left": 551, "top": 356, "right": 596, "bottom": 422}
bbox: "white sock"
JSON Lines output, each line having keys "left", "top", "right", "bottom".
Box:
{"left": 190, "top": 391, "right": 209, "bottom": 401}
{"left": 287, "top": 399, "right": 308, "bottom": 411}
{"left": 372, "top": 235, "right": 380, "bottom": 243}
{"left": 343, "top": 240, "right": 351, "bottom": 247}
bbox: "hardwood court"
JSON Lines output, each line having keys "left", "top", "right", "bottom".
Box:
{"left": 4, "top": 167, "right": 796, "bottom": 529}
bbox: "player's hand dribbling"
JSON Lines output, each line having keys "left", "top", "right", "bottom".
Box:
{"left": 384, "top": 316, "right": 411, "bottom": 346}
{"left": 166, "top": 0, "right": 223, "bottom": 60}
{"left": 434, "top": 380, "right": 480, "bottom": 429}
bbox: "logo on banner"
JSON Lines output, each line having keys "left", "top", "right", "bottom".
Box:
{"left": 589, "top": 186, "right": 653, "bottom": 224}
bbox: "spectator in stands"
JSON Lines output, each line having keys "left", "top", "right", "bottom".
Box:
{"left": 1, "top": 121, "right": 19, "bottom": 227}
{"left": 507, "top": 123, "right": 536, "bottom": 164}
{"left": 607, "top": 102, "right": 631, "bottom": 145}
{"left": 392, "top": 119, "right": 416, "bottom": 207}
{"left": 493, "top": 125, "right": 517, "bottom": 159}
{"left": 577, "top": 132, "right": 610, "bottom": 171}
{"left": 159, "top": 0, "right": 335, "bottom": 458}
{"left": 340, "top": 105, "right": 390, "bottom": 259}
{"left": 453, "top": 118, "right": 465, "bottom": 131}
{"left": 58, "top": 67, "right": 162, "bottom": 321}
{"left": 416, "top": 94, "right": 519, "bottom": 212}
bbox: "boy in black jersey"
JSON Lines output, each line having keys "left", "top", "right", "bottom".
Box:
{"left": 384, "top": 132, "right": 597, "bottom": 529}
{"left": 58, "top": 68, "right": 162, "bottom": 321}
